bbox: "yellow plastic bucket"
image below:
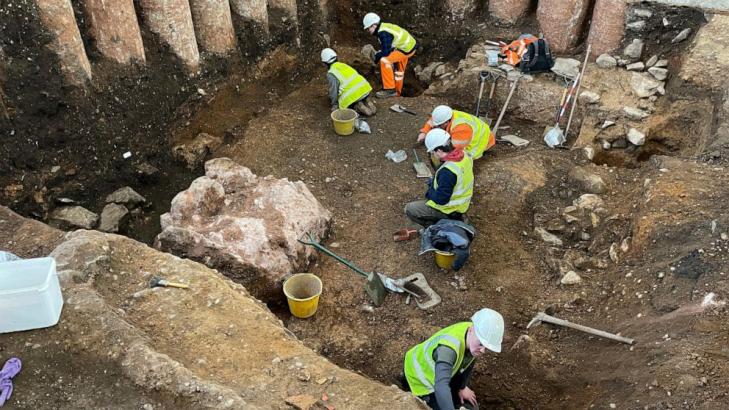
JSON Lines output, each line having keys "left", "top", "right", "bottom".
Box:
{"left": 331, "top": 108, "right": 358, "bottom": 136}
{"left": 434, "top": 250, "right": 455, "bottom": 269}
{"left": 283, "top": 273, "right": 323, "bottom": 318}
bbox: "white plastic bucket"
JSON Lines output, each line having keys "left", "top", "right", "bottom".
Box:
{"left": 0, "top": 257, "right": 64, "bottom": 333}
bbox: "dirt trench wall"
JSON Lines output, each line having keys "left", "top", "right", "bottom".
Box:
{"left": 81, "top": 0, "right": 145, "bottom": 64}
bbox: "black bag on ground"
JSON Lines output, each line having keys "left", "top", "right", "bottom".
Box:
{"left": 520, "top": 38, "right": 554, "bottom": 74}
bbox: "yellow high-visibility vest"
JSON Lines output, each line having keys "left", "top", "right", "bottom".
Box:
{"left": 451, "top": 110, "right": 490, "bottom": 159}
{"left": 378, "top": 23, "right": 416, "bottom": 53}
{"left": 404, "top": 322, "right": 474, "bottom": 396}
{"left": 426, "top": 154, "right": 474, "bottom": 214}
{"left": 328, "top": 62, "right": 372, "bottom": 109}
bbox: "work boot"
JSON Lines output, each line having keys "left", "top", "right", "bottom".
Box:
{"left": 354, "top": 101, "right": 374, "bottom": 117}
{"left": 365, "top": 99, "right": 377, "bottom": 114}
{"left": 375, "top": 89, "right": 397, "bottom": 99}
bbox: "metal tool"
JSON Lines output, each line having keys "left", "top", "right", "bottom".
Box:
{"left": 543, "top": 78, "right": 572, "bottom": 147}
{"left": 492, "top": 76, "right": 519, "bottom": 137}
{"left": 412, "top": 149, "right": 432, "bottom": 178}
{"left": 390, "top": 104, "right": 417, "bottom": 115}
{"left": 402, "top": 272, "right": 441, "bottom": 310}
{"left": 474, "top": 71, "right": 489, "bottom": 118}
{"left": 527, "top": 312, "right": 635, "bottom": 345}
{"left": 298, "top": 233, "right": 387, "bottom": 306}
{"left": 564, "top": 44, "right": 591, "bottom": 140}
{"left": 149, "top": 276, "right": 189, "bottom": 289}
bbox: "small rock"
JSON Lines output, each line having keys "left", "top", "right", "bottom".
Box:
{"left": 583, "top": 147, "right": 595, "bottom": 160}
{"left": 609, "top": 243, "right": 619, "bottom": 263}
{"left": 98, "top": 203, "right": 130, "bottom": 233}
{"left": 601, "top": 139, "right": 612, "bottom": 150}
{"left": 197, "top": 88, "right": 207, "bottom": 96}
{"left": 568, "top": 166, "right": 606, "bottom": 194}
{"left": 580, "top": 91, "right": 600, "bottom": 104}
{"left": 671, "top": 28, "right": 692, "bottom": 44}
{"left": 623, "top": 39, "right": 644, "bottom": 59}
{"left": 573, "top": 194, "right": 604, "bottom": 211}
{"left": 172, "top": 132, "right": 223, "bottom": 170}
{"left": 656, "top": 84, "right": 666, "bottom": 95}
{"left": 628, "top": 128, "right": 646, "bottom": 146}
{"left": 105, "top": 186, "right": 146, "bottom": 208}
{"left": 601, "top": 121, "right": 615, "bottom": 129}
{"left": 135, "top": 162, "right": 160, "bottom": 182}
{"left": 143, "top": 405, "right": 154, "bottom": 410}
{"left": 630, "top": 72, "right": 662, "bottom": 98}
{"left": 646, "top": 55, "right": 658, "bottom": 67}
{"left": 663, "top": 17, "right": 669, "bottom": 27}
{"left": 657, "top": 272, "right": 665, "bottom": 279}
{"left": 609, "top": 404, "right": 617, "bottom": 409}
{"left": 285, "top": 394, "right": 319, "bottom": 410}
{"left": 721, "top": 233, "right": 728, "bottom": 241}
{"left": 499, "top": 64, "right": 515, "bottom": 72}
{"left": 561, "top": 271, "right": 582, "bottom": 285}
{"left": 654, "top": 59, "right": 668, "bottom": 68}
{"left": 627, "top": 21, "right": 646, "bottom": 31}
{"left": 535, "top": 227, "right": 563, "bottom": 246}
{"left": 620, "top": 237, "right": 631, "bottom": 252}
{"left": 611, "top": 138, "right": 628, "bottom": 149}
{"left": 49, "top": 206, "right": 99, "bottom": 230}
{"left": 51, "top": 165, "right": 61, "bottom": 173}
{"left": 596, "top": 54, "right": 617, "bottom": 69}
{"left": 624, "top": 106, "right": 650, "bottom": 120}
{"left": 360, "top": 304, "right": 374, "bottom": 313}
{"left": 626, "top": 62, "right": 645, "bottom": 71}
{"left": 648, "top": 67, "right": 668, "bottom": 81}
{"left": 632, "top": 8, "right": 652, "bottom": 19}
{"left": 551, "top": 58, "right": 581, "bottom": 79}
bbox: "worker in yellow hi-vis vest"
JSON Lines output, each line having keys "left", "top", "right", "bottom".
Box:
{"left": 362, "top": 12, "right": 417, "bottom": 99}
{"left": 321, "top": 48, "right": 376, "bottom": 116}
{"left": 401, "top": 308, "right": 504, "bottom": 410}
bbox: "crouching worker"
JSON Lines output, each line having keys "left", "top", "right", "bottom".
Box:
{"left": 402, "top": 308, "right": 505, "bottom": 410}
{"left": 321, "top": 48, "right": 376, "bottom": 116}
{"left": 405, "top": 129, "right": 473, "bottom": 228}
{"left": 418, "top": 105, "right": 495, "bottom": 161}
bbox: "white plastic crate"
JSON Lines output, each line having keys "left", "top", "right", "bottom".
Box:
{"left": 0, "top": 257, "right": 64, "bottom": 333}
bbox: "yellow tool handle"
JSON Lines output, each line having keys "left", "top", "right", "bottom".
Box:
{"left": 165, "top": 281, "right": 189, "bottom": 289}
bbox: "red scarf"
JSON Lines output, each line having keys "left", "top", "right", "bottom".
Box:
{"left": 442, "top": 148, "right": 465, "bottom": 162}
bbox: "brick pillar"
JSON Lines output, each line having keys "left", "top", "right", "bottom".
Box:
{"left": 587, "top": 0, "right": 627, "bottom": 57}
{"left": 537, "top": 0, "right": 591, "bottom": 53}
{"left": 189, "top": 0, "right": 237, "bottom": 56}
{"left": 35, "top": 0, "right": 92, "bottom": 85}
{"left": 81, "top": 0, "right": 145, "bottom": 64}
{"left": 137, "top": 0, "right": 200, "bottom": 71}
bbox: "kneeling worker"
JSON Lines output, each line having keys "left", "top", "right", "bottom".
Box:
{"left": 321, "top": 48, "right": 376, "bottom": 116}
{"left": 362, "top": 12, "right": 417, "bottom": 98}
{"left": 418, "top": 105, "right": 495, "bottom": 160}
{"left": 405, "top": 129, "right": 474, "bottom": 228}
{"left": 403, "top": 308, "right": 505, "bottom": 410}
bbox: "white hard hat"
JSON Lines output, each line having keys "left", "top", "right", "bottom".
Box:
{"left": 321, "top": 48, "right": 337, "bottom": 64}
{"left": 471, "top": 308, "right": 504, "bottom": 353}
{"left": 424, "top": 129, "right": 451, "bottom": 152}
{"left": 363, "top": 12, "right": 380, "bottom": 29}
{"left": 431, "top": 105, "right": 453, "bottom": 126}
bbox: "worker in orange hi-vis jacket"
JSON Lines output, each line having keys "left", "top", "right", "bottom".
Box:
{"left": 362, "top": 12, "right": 417, "bottom": 99}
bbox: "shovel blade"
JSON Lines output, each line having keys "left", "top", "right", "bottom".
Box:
{"left": 389, "top": 104, "right": 404, "bottom": 113}
{"left": 365, "top": 272, "right": 386, "bottom": 306}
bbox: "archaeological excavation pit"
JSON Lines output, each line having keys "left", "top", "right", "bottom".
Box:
{"left": 2, "top": 1, "right": 729, "bottom": 409}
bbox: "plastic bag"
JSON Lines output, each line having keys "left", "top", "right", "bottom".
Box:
{"left": 355, "top": 118, "right": 371, "bottom": 134}
{"left": 385, "top": 149, "right": 407, "bottom": 163}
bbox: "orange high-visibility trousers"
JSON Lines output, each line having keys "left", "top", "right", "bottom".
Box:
{"left": 380, "top": 50, "right": 415, "bottom": 95}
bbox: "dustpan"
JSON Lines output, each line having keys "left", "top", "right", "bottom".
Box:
{"left": 402, "top": 272, "right": 441, "bottom": 310}
{"left": 412, "top": 149, "right": 432, "bottom": 178}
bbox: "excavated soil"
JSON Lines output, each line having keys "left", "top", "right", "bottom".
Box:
{"left": 2, "top": 1, "right": 729, "bottom": 408}
{"left": 169, "top": 49, "right": 729, "bottom": 408}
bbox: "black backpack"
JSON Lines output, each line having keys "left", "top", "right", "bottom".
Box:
{"left": 520, "top": 38, "right": 554, "bottom": 74}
